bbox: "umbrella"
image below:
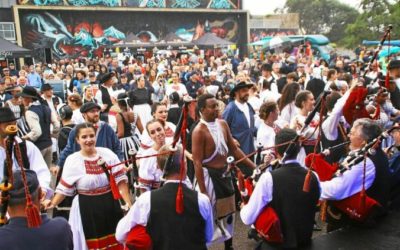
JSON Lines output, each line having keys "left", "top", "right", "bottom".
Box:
{"left": 163, "top": 32, "right": 188, "bottom": 43}
{"left": 250, "top": 38, "right": 271, "bottom": 46}
{"left": 265, "top": 36, "right": 292, "bottom": 49}
{"left": 193, "top": 33, "right": 234, "bottom": 47}
{"left": 379, "top": 46, "right": 400, "bottom": 58}
{"left": 0, "top": 37, "right": 31, "bottom": 58}
{"left": 123, "top": 33, "right": 141, "bottom": 44}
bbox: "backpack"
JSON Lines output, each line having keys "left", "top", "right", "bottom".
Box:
{"left": 58, "top": 126, "right": 74, "bottom": 152}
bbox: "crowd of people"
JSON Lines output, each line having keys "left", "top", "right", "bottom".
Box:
{"left": 0, "top": 44, "right": 400, "bottom": 250}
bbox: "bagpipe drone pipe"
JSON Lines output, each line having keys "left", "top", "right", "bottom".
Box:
{"left": 343, "top": 25, "right": 393, "bottom": 126}
{"left": 0, "top": 125, "right": 42, "bottom": 228}
{"left": 305, "top": 125, "right": 400, "bottom": 222}
{"left": 224, "top": 154, "right": 283, "bottom": 243}
{"left": 233, "top": 91, "right": 332, "bottom": 243}
{"left": 119, "top": 96, "right": 194, "bottom": 250}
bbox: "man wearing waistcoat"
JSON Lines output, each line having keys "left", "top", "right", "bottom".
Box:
{"left": 116, "top": 146, "right": 213, "bottom": 250}
{"left": 95, "top": 72, "right": 115, "bottom": 123}
{"left": 321, "top": 118, "right": 391, "bottom": 231}
{"left": 241, "top": 128, "right": 320, "bottom": 249}
{"left": 18, "top": 86, "right": 60, "bottom": 168}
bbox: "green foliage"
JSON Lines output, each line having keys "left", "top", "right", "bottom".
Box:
{"left": 344, "top": 1, "right": 400, "bottom": 47}
{"left": 280, "top": 0, "right": 400, "bottom": 48}
{"left": 281, "top": 0, "right": 358, "bottom": 43}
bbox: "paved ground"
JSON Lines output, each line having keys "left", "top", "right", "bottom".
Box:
{"left": 208, "top": 214, "right": 258, "bottom": 250}
{"left": 208, "top": 213, "right": 326, "bottom": 250}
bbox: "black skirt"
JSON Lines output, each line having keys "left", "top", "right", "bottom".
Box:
{"left": 78, "top": 191, "right": 124, "bottom": 249}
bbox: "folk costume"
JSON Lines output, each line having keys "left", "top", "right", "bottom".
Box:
{"left": 241, "top": 160, "right": 320, "bottom": 248}
{"left": 290, "top": 112, "right": 320, "bottom": 165}
{"left": 137, "top": 147, "right": 163, "bottom": 192}
{"left": 116, "top": 180, "right": 214, "bottom": 249}
{"left": 320, "top": 147, "right": 391, "bottom": 229}
{"left": 56, "top": 147, "right": 127, "bottom": 250}
{"left": 321, "top": 92, "right": 350, "bottom": 164}
{"left": 129, "top": 87, "right": 153, "bottom": 127}
{"left": 195, "top": 119, "right": 236, "bottom": 244}
{"left": 118, "top": 111, "right": 141, "bottom": 164}
{"left": 57, "top": 120, "right": 123, "bottom": 169}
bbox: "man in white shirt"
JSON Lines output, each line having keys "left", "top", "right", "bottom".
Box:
{"left": 0, "top": 107, "right": 52, "bottom": 199}
{"left": 116, "top": 146, "right": 213, "bottom": 249}
{"left": 321, "top": 118, "right": 391, "bottom": 231}
{"left": 18, "top": 86, "right": 60, "bottom": 168}
{"left": 241, "top": 128, "right": 320, "bottom": 249}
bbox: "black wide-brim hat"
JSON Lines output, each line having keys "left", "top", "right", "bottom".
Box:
{"left": 101, "top": 72, "right": 115, "bottom": 83}
{"left": 230, "top": 81, "right": 254, "bottom": 98}
{"left": 0, "top": 107, "right": 17, "bottom": 123}
{"left": 16, "top": 86, "right": 39, "bottom": 100}
{"left": 4, "top": 85, "right": 19, "bottom": 92}
{"left": 41, "top": 83, "right": 53, "bottom": 92}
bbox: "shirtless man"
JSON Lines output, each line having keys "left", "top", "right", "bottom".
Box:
{"left": 192, "top": 94, "right": 256, "bottom": 249}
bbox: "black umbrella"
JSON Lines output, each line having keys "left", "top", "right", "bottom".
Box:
{"left": 0, "top": 37, "right": 31, "bottom": 58}
{"left": 123, "top": 33, "right": 141, "bottom": 44}
{"left": 193, "top": 33, "right": 234, "bottom": 47}
{"left": 163, "top": 32, "right": 187, "bottom": 43}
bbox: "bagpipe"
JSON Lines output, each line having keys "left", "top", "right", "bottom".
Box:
{"left": 343, "top": 25, "right": 393, "bottom": 126}
{"left": 232, "top": 90, "right": 333, "bottom": 243}
{"left": 122, "top": 97, "right": 194, "bottom": 250}
{"left": 0, "top": 125, "right": 41, "bottom": 228}
{"left": 306, "top": 125, "right": 399, "bottom": 222}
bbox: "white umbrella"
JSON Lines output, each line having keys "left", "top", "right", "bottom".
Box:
{"left": 267, "top": 36, "right": 292, "bottom": 49}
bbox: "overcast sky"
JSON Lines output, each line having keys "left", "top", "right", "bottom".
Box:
{"left": 242, "top": 0, "right": 362, "bottom": 15}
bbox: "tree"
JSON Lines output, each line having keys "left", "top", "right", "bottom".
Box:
{"left": 278, "top": 0, "right": 359, "bottom": 44}
{"left": 343, "top": 1, "right": 400, "bottom": 47}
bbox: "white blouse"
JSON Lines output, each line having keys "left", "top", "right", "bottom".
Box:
{"left": 56, "top": 147, "right": 127, "bottom": 196}
{"left": 137, "top": 147, "right": 163, "bottom": 183}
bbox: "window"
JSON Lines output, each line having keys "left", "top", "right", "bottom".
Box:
{"left": 0, "top": 22, "right": 15, "bottom": 41}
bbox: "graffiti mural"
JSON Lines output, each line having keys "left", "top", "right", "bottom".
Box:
{"left": 23, "top": 12, "right": 125, "bottom": 58}
{"left": 19, "top": 9, "right": 246, "bottom": 59}
{"left": 18, "top": 0, "right": 241, "bottom": 8}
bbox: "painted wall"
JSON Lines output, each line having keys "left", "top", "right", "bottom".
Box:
{"left": 17, "top": 0, "right": 242, "bottom": 9}
{"left": 17, "top": 8, "right": 247, "bottom": 59}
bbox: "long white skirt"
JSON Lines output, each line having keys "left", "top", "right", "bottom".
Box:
{"left": 69, "top": 196, "right": 88, "bottom": 250}
{"left": 134, "top": 104, "right": 152, "bottom": 128}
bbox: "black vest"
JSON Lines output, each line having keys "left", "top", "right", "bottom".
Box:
{"left": 320, "top": 122, "right": 347, "bottom": 164}
{"left": 100, "top": 85, "right": 112, "bottom": 113}
{"left": 270, "top": 163, "right": 320, "bottom": 248}
{"left": 28, "top": 104, "right": 52, "bottom": 150}
{"left": 147, "top": 183, "right": 206, "bottom": 250}
{"left": 367, "top": 148, "right": 391, "bottom": 208}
